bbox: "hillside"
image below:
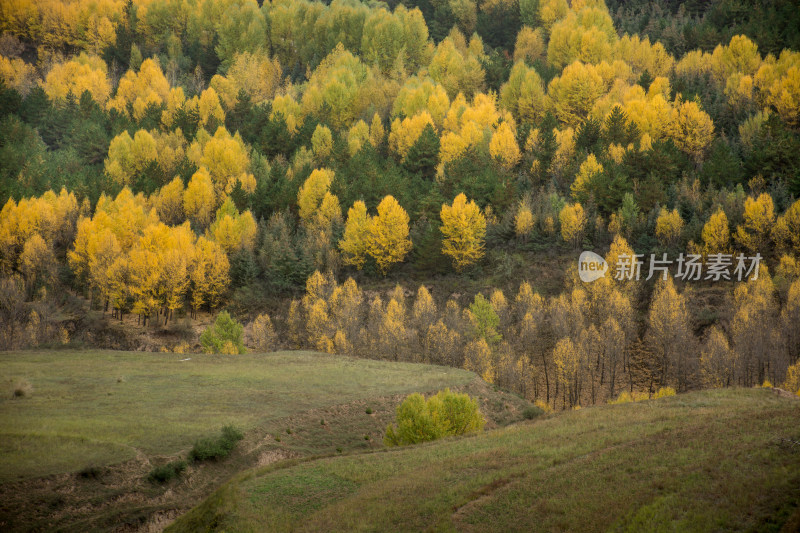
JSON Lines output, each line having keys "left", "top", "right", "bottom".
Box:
{"left": 169, "top": 388, "right": 800, "bottom": 532}
{"left": 0, "top": 350, "right": 529, "bottom": 531}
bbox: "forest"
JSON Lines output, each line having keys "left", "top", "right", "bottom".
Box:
{"left": 1, "top": 0, "right": 800, "bottom": 410}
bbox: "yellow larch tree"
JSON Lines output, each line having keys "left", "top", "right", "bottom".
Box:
{"left": 108, "top": 58, "right": 171, "bottom": 120}
{"left": 311, "top": 124, "right": 334, "bottom": 161}
{"left": 152, "top": 177, "right": 185, "bottom": 226}
{"left": 773, "top": 199, "right": 800, "bottom": 256}
{"left": 0, "top": 55, "right": 37, "bottom": 96}
{"left": 206, "top": 197, "right": 257, "bottom": 254}
{"left": 489, "top": 121, "right": 521, "bottom": 170}
{"left": 42, "top": 53, "right": 110, "bottom": 105}
{"left": 559, "top": 202, "right": 586, "bottom": 247}
{"left": 183, "top": 168, "right": 217, "bottom": 230}
{"left": 514, "top": 26, "right": 545, "bottom": 64}
{"left": 571, "top": 153, "right": 603, "bottom": 203}
{"left": 655, "top": 208, "right": 685, "bottom": 248}
{"left": 700, "top": 326, "right": 737, "bottom": 388}
{"left": 104, "top": 129, "right": 158, "bottom": 187}
{"left": 190, "top": 127, "right": 255, "bottom": 197}
{"left": 702, "top": 208, "right": 732, "bottom": 256}
{"left": 552, "top": 336, "right": 583, "bottom": 407}
{"left": 347, "top": 120, "right": 370, "bottom": 156}
{"left": 547, "top": 61, "right": 605, "bottom": 126}
{"left": 210, "top": 51, "right": 282, "bottom": 107}
{"left": 667, "top": 100, "right": 715, "bottom": 161}
{"left": 367, "top": 195, "right": 412, "bottom": 275}
{"left": 388, "top": 111, "right": 436, "bottom": 161}
{"left": 735, "top": 193, "right": 775, "bottom": 254}
{"left": 369, "top": 113, "right": 385, "bottom": 148}
{"left": 647, "top": 275, "right": 695, "bottom": 391}
{"left": 440, "top": 193, "right": 486, "bottom": 272}
{"left": 339, "top": 201, "right": 371, "bottom": 270}
{"left": 464, "top": 338, "right": 496, "bottom": 384}
{"left": 190, "top": 236, "right": 230, "bottom": 317}
{"left": 297, "top": 168, "right": 336, "bottom": 224}
{"left": 515, "top": 204, "right": 535, "bottom": 238}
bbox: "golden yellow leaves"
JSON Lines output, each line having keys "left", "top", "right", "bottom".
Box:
{"left": 735, "top": 193, "right": 775, "bottom": 254}
{"left": 347, "top": 120, "right": 370, "bottom": 156}
{"left": 189, "top": 126, "right": 255, "bottom": 198}
{"left": 0, "top": 55, "right": 36, "bottom": 96}
{"left": 368, "top": 196, "right": 412, "bottom": 274}
{"left": 500, "top": 62, "right": 548, "bottom": 125}
{"left": 489, "top": 122, "right": 521, "bottom": 170}
{"left": 43, "top": 53, "right": 110, "bottom": 105}
{"left": 701, "top": 208, "right": 731, "bottom": 256}
{"left": 0, "top": 189, "right": 78, "bottom": 277}
{"left": 514, "top": 205, "right": 535, "bottom": 238}
{"left": 440, "top": 193, "right": 486, "bottom": 272}
{"left": 207, "top": 197, "right": 257, "bottom": 255}
{"left": 311, "top": 124, "right": 334, "bottom": 161}
{"left": 655, "top": 208, "right": 685, "bottom": 248}
{"left": 548, "top": 61, "right": 604, "bottom": 126}
{"left": 108, "top": 58, "right": 170, "bottom": 120}
{"left": 339, "top": 201, "right": 370, "bottom": 270}
{"left": 667, "top": 100, "right": 715, "bottom": 160}
{"left": 428, "top": 33, "right": 485, "bottom": 99}
{"left": 389, "top": 111, "right": 435, "bottom": 161}
{"left": 210, "top": 51, "right": 282, "bottom": 108}
{"left": 339, "top": 196, "right": 412, "bottom": 275}
{"left": 271, "top": 94, "right": 304, "bottom": 135}
{"left": 66, "top": 187, "right": 233, "bottom": 321}
{"left": 514, "top": 26, "right": 545, "bottom": 64}
{"left": 547, "top": 6, "right": 616, "bottom": 69}
{"left": 104, "top": 130, "right": 157, "bottom": 187}
{"left": 393, "top": 78, "right": 450, "bottom": 128}
{"left": 297, "top": 168, "right": 340, "bottom": 227}
{"left": 570, "top": 153, "right": 603, "bottom": 203}
{"left": 184, "top": 168, "right": 216, "bottom": 229}
{"left": 559, "top": 202, "right": 586, "bottom": 246}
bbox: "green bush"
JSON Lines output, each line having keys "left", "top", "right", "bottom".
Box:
{"left": 384, "top": 389, "right": 485, "bottom": 446}
{"left": 148, "top": 460, "right": 187, "bottom": 483}
{"left": 522, "top": 405, "right": 544, "bottom": 420}
{"left": 200, "top": 311, "right": 245, "bottom": 354}
{"left": 189, "top": 425, "right": 244, "bottom": 462}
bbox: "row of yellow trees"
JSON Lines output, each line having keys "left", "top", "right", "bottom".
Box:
{"left": 267, "top": 242, "right": 800, "bottom": 408}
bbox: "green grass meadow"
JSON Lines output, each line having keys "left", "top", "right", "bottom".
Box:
{"left": 0, "top": 349, "right": 473, "bottom": 482}
{"left": 169, "top": 388, "right": 800, "bottom": 533}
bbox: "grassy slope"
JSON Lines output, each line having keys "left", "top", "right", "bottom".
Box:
{"left": 0, "top": 349, "right": 474, "bottom": 482}
{"left": 169, "top": 389, "right": 800, "bottom": 533}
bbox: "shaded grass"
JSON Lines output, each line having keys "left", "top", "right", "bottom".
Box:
{"left": 0, "top": 349, "right": 473, "bottom": 482}
{"left": 168, "top": 388, "right": 800, "bottom": 532}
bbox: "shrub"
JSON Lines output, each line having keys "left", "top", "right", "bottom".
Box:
{"left": 148, "top": 460, "right": 187, "bottom": 483}
{"left": 534, "top": 399, "right": 552, "bottom": 413}
{"left": 522, "top": 405, "right": 544, "bottom": 419}
{"left": 11, "top": 379, "right": 32, "bottom": 398}
{"left": 608, "top": 390, "right": 650, "bottom": 404}
{"left": 200, "top": 311, "right": 245, "bottom": 354}
{"left": 608, "top": 391, "right": 634, "bottom": 404}
{"left": 761, "top": 379, "right": 773, "bottom": 388}
{"left": 365, "top": 407, "right": 373, "bottom": 414}
{"left": 189, "top": 425, "right": 244, "bottom": 462}
{"left": 384, "top": 389, "right": 484, "bottom": 446}
{"left": 654, "top": 387, "right": 676, "bottom": 399}
{"left": 783, "top": 361, "right": 800, "bottom": 394}
{"left": 78, "top": 465, "right": 103, "bottom": 479}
